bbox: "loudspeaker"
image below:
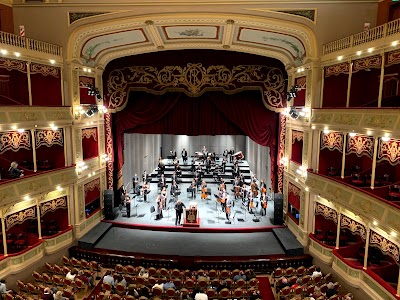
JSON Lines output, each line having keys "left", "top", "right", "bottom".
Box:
{"left": 271, "top": 193, "right": 284, "bottom": 225}
{"left": 104, "top": 190, "right": 116, "bottom": 220}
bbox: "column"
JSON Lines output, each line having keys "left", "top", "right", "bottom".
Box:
{"left": 341, "top": 133, "right": 347, "bottom": 178}
{"left": 335, "top": 211, "right": 341, "bottom": 249}
{"left": 60, "top": 66, "right": 65, "bottom": 106}
{"left": 312, "top": 199, "right": 316, "bottom": 234}
{"left": 377, "top": 52, "right": 385, "bottom": 108}
{"left": 27, "top": 62, "right": 32, "bottom": 106}
{"left": 370, "top": 137, "right": 379, "bottom": 189}
{"left": 36, "top": 205, "right": 42, "bottom": 239}
{"left": 346, "top": 61, "right": 353, "bottom": 107}
{"left": 363, "top": 226, "right": 371, "bottom": 269}
{"left": 63, "top": 127, "right": 68, "bottom": 167}
{"left": 1, "top": 217, "right": 7, "bottom": 256}
{"left": 315, "top": 131, "right": 321, "bottom": 173}
{"left": 66, "top": 194, "right": 71, "bottom": 226}
{"left": 30, "top": 129, "right": 37, "bottom": 172}
{"left": 319, "top": 67, "right": 325, "bottom": 108}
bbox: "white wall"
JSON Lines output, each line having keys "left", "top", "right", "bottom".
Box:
{"left": 245, "top": 137, "right": 271, "bottom": 189}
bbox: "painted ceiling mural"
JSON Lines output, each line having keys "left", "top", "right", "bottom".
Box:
{"left": 237, "top": 28, "right": 306, "bottom": 66}
{"left": 81, "top": 29, "right": 148, "bottom": 66}
{"left": 162, "top": 25, "right": 219, "bottom": 39}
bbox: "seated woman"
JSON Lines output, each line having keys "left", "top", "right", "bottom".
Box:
{"left": 8, "top": 161, "right": 24, "bottom": 179}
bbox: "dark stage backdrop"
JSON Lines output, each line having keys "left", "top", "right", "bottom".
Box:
{"left": 113, "top": 90, "right": 278, "bottom": 188}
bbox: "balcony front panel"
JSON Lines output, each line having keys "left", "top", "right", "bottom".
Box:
{"left": 75, "top": 210, "right": 102, "bottom": 239}
{"left": 0, "top": 106, "right": 73, "bottom": 126}
{"left": 306, "top": 172, "right": 400, "bottom": 235}
{"left": 311, "top": 108, "right": 400, "bottom": 136}
{"left": 0, "top": 167, "right": 77, "bottom": 207}
{"left": 309, "top": 235, "right": 334, "bottom": 264}
{"left": 44, "top": 227, "right": 73, "bottom": 255}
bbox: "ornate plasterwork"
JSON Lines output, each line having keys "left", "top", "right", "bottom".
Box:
{"left": 81, "top": 128, "right": 97, "bottom": 141}
{"left": 276, "top": 10, "right": 316, "bottom": 22}
{"left": 35, "top": 129, "right": 63, "bottom": 148}
{"left": 0, "top": 58, "right": 26, "bottom": 72}
{"left": 292, "top": 130, "right": 303, "bottom": 144}
{"left": 386, "top": 49, "right": 400, "bottom": 66}
{"left": 106, "top": 63, "right": 285, "bottom": 111}
{"left": 369, "top": 231, "right": 399, "bottom": 263}
{"left": 78, "top": 184, "right": 84, "bottom": 221}
{"left": 104, "top": 113, "right": 114, "bottom": 190}
{"left": 0, "top": 131, "right": 31, "bottom": 154}
{"left": 74, "top": 129, "right": 82, "bottom": 160}
{"left": 277, "top": 113, "right": 286, "bottom": 193}
{"left": 352, "top": 55, "right": 382, "bottom": 72}
{"left": 315, "top": 202, "right": 338, "bottom": 223}
{"left": 84, "top": 178, "right": 100, "bottom": 196}
{"left": 325, "top": 62, "right": 349, "bottom": 77}
{"left": 6, "top": 206, "right": 36, "bottom": 229}
{"left": 341, "top": 214, "right": 366, "bottom": 240}
{"left": 347, "top": 135, "right": 374, "bottom": 158}
{"left": 69, "top": 12, "right": 110, "bottom": 25}
{"left": 30, "top": 63, "right": 60, "bottom": 78}
{"left": 320, "top": 132, "right": 343, "bottom": 152}
{"left": 377, "top": 138, "right": 400, "bottom": 165}
{"left": 288, "top": 182, "right": 301, "bottom": 197}
{"left": 40, "top": 196, "right": 67, "bottom": 216}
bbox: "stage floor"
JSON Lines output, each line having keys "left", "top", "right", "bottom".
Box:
{"left": 95, "top": 227, "right": 285, "bottom": 257}
{"left": 116, "top": 181, "right": 276, "bottom": 229}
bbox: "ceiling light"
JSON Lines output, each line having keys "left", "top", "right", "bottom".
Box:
{"left": 83, "top": 68, "right": 87, "bottom": 72}
{"left": 367, "top": 130, "right": 372, "bottom": 135}
{"left": 368, "top": 48, "right": 374, "bottom": 53}
{"left": 305, "top": 187, "right": 309, "bottom": 192}
{"left": 323, "top": 129, "right": 330, "bottom": 134}
{"left": 56, "top": 186, "right": 63, "bottom": 191}
{"left": 311, "top": 125, "right": 316, "bottom": 130}
{"left": 87, "top": 69, "right": 92, "bottom": 73}
{"left": 1, "top": 49, "right": 7, "bottom": 55}
{"left": 382, "top": 136, "right": 391, "bottom": 142}
{"left": 373, "top": 221, "right": 378, "bottom": 226}
{"left": 391, "top": 231, "right": 397, "bottom": 237}
{"left": 337, "top": 55, "right": 343, "bottom": 61}
{"left": 17, "top": 128, "right": 25, "bottom": 133}
{"left": 11, "top": 125, "right": 17, "bottom": 130}
{"left": 356, "top": 51, "right": 362, "bottom": 56}
{"left": 14, "top": 52, "right": 20, "bottom": 57}
{"left": 50, "top": 59, "right": 55, "bottom": 64}
{"left": 349, "top": 131, "right": 356, "bottom": 137}
{"left": 24, "top": 196, "right": 30, "bottom": 201}
{"left": 392, "top": 41, "right": 398, "bottom": 47}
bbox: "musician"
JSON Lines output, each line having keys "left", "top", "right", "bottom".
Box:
{"left": 223, "top": 149, "right": 228, "bottom": 159}
{"left": 225, "top": 195, "right": 233, "bottom": 221}
{"left": 201, "top": 181, "right": 207, "bottom": 200}
{"left": 191, "top": 159, "right": 196, "bottom": 173}
{"left": 206, "top": 157, "right": 212, "bottom": 173}
{"left": 219, "top": 188, "right": 227, "bottom": 212}
{"left": 171, "top": 180, "right": 179, "bottom": 198}
{"left": 189, "top": 180, "right": 196, "bottom": 198}
{"left": 175, "top": 163, "right": 182, "bottom": 177}
{"left": 171, "top": 149, "right": 177, "bottom": 159}
{"left": 260, "top": 192, "right": 267, "bottom": 216}
{"left": 161, "top": 187, "right": 167, "bottom": 210}
{"left": 132, "top": 173, "right": 139, "bottom": 191}
{"left": 218, "top": 179, "right": 226, "bottom": 191}
{"left": 248, "top": 192, "right": 255, "bottom": 214}
{"left": 155, "top": 195, "right": 163, "bottom": 220}
{"left": 232, "top": 164, "right": 239, "bottom": 178}
{"left": 260, "top": 179, "right": 267, "bottom": 194}
{"left": 221, "top": 157, "right": 227, "bottom": 173}
{"left": 251, "top": 174, "right": 257, "bottom": 183}
{"left": 126, "top": 194, "right": 131, "bottom": 218}
{"left": 202, "top": 145, "right": 207, "bottom": 155}
{"left": 181, "top": 148, "right": 188, "bottom": 164}
{"left": 211, "top": 150, "right": 216, "bottom": 162}
{"left": 175, "top": 200, "right": 186, "bottom": 226}
{"left": 142, "top": 182, "right": 149, "bottom": 202}
{"left": 233, "top": 177, "right": 241, "bottom": 199}
{"left": 158, "top": 157, "right": 165, "bottom": 173}
{"left": 142, "top": 170, "right": 147, "bottom": 183}
{"left": 241, "top": 184, "right": 248, "bottom": 204}
{"left": 171, "top": 172, "right": 179, "bottom": 185}
{"left": 159, "top": 174, "right": 166, "bottom": 189}
{"left": 229, "top": 148, "right": 235, "bottom": 162}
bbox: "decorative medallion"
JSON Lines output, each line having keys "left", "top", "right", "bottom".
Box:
{"left": 378, "top": 138, "right": 400, "bottom": 165}
{"left": 0, "top": 131, "right": 31, "bottom": 154}
{"left": 320, "top": 132, "right": 343, "bottom": 152}
{"left": 347, "top": 134, "right": 374, "bottom": 158}
{"left": 341, "top": 214, "right": 366, "bottom": 240}
{"left": 35, "top": 129, "right": 63, "bottom": 148}
{"left": 315, "top": 202, "right": 338, "bottom": 223}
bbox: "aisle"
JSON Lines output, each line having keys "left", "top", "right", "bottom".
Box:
{"left": 257, "top": 275, "right": 275, "bottom": 300}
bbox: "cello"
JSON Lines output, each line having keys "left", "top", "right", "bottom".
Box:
{"left": 201, "top": 181, "right": 207, "bottom": 200}
{"left": 251, "top": 182, "right": 259, "bottom": 198}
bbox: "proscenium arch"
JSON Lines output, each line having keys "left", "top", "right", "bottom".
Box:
{"left": 67, "top": 12, "right": 318, "bottom": 70}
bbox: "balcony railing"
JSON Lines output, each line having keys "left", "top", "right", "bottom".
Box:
{"left": 323, "top": 19, "right": 400, "bottom": 55}
{"left": 0, "top": 31, "right": 62, "bottom": 57}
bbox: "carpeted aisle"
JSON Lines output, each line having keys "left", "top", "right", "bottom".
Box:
{"left": 257, "top": 275, "right": 275, "bottom": 300}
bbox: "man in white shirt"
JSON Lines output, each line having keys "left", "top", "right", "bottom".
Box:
{"left": 0, "top": 279, "right": 7, "bottom": 294}
{"left": 311, "top": 267, "right": 322, "bottom": 278}
{"left": 65, "top": 270, "right": 76, "bottom": 280}
{"left": 194, "top": 288, "right": 208, "bottom": 300}
{"left": 103, "top": 272, "right": 115, "bottom": 286}
{"left": 152, "top": 280, "right": 164, "bottom": 292}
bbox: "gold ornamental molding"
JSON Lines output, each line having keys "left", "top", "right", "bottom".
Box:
{"left": 311, "top": 109, "right": 400, "bottom": 136}
{"left": 106, "top": 63, "right": 286, "bottom": 111}
{"left": 0, "top": 107, "right": 73, "bottom": 126}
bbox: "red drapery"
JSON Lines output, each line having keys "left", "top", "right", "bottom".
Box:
{"left": 30, "top": 63, "right": 62, "bottom": 106}
{"left": 114, "top": 90, "right": 278, "bottom": 186}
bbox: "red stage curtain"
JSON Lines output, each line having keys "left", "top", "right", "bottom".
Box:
{"left": 30, "top": 64, "right": 62, "bottom": 106}
{"left": 114, "top": 90, "right": 278, "bottom": 184}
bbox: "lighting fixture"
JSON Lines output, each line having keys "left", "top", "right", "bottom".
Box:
{"left": 17, "top": 128, "right": 25, "bottom": 133}
{"left": 0, "top": 49, "right": 7, "bottom": 55}
{"left": 356, "top": 51, "right": 362, "bottom": 56}
{"left": 85, "top": 105, "right": 99, "bottom": 117}
{"left": 391, "top": 231, "right": 397, "bottom": 237}
{"left": 86, "top": 84, "right": 102, "bottom": 100}
{"left": 286, "top": 85, "right": 299, "bottom": 102}
{"left": 368, "top": 48, "right": 373, "bottom": 53}
{"left": 349, "top": 131, "right": 356, "bottom": 137}
{"left": 49, "top": 59, "right": 55, "bottom": 64}
{"left": 382, "top": 136, "right": 391, "bottom": 142}
{"left": 311, "top": 125, "right": 316, "bottom": 130}
{"left": 288, "top": 107, "right": 299, "bottom": 120}
{"left": 337, "top": 55, "right": 343, "bottom": 61}
{"left": 367, "top": 130, "right": 372, "bottom": 135}
{"left": 392, "top": 41, "right": 398, "bottom": 47}
{"left": 373, "top": 221, "right": 378, "bottom": 226}
{"left": 14, "top": 52, "right": 20, "bottom": 57}
{"left": 323, "top": 129, "right": 330, "bottom": 134}
{"left": 56, "top": 186, "right": 63, "bottom": 191}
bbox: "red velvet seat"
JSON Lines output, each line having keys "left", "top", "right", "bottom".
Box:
{"left": 389, "top": 185, "right": 400, "bottom": 199}
{"left": 351, "top": 174, "right": 364, "bottom": 186}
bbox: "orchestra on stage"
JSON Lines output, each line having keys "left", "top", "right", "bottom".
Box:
{"left": 120, "top": 146, "right": 272, "bottom": 225}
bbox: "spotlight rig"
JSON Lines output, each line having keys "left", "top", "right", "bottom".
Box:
{"left": 286, "top": 85, "right": 299, "bottom": 102}
{"left": 86, "top": 84, "right": 102, "bottom": 100}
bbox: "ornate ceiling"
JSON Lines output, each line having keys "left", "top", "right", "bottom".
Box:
{"left": 68, "top": 13, "right": 317, "bottom": 69}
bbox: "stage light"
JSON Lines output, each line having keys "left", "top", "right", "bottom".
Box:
{"left": 85, "top": 105, "right": 99, "bottom": 117}
{"left": 50, "top": 59, "right": 55, "bottom": 64}
{"left": 286, "top": 85, "right": 299, "bottom": 102}
{"left": 86, "top": 84, "right": 102, "bottom": 100}
{"left": 288, "top": 107, "right": 299, "bottom": 120}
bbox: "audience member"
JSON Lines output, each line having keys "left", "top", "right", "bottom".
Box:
{"left": 163, "top": 278, "right": 176, "bottom": 291}
{"left": 249, "top": 289, "right": 262, "bottom": 300}
{"left": 233, "top": 271, "right": 247, "bottom": 281}
{"left": 311, "top": 267, "right": 322, "bottom": 278}
{"left": 42, "top": 287, "right": 53, "bottom": 300}
{"left": 152, "top": 280, "right": 163, "bottom": 292}
{"left": 290, "top": 278, "right": 302, "bottom": 290}
{"left": 312, "top": 286, "right": 323, "bottom": 298}
{"left": 103, "top": 271, "right": 115, "bottom": 286}
{"left": 138, "top": 268, "right": 149, "bottom": 278}
{"left": 276, "top": 277, "right": 290, "bottom": 292}
{"left": 194, "top": 288, "right": 208, "bottom": 300}
{"left": 116, "top": 275, "right": 127, "bottom": 287}
{"left": 9, "top": 161, "right": 24, "bottom": 179}
{"left": 53, "top": 291, "right": 65, "bottom": 300}
{"left": 76, "top": 270, "right": 94, "bottom": 287}
{"left": 326, "top": 282, "right": 337, "bottom": 297}
{"left": 65, "top": 269, "right": 77, "bottom": 281}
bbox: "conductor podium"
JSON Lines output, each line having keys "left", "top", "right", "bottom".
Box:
{"left": 183, "top": 201, "right": 200, "bottom": 227}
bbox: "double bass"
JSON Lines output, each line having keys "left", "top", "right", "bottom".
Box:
{"left": 201, "top": 181, "right": 207, "bottom": 200}
{"left": 250, "top": 182, "right": 259, "bottom": 197}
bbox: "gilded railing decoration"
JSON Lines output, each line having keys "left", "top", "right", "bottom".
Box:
{"left": 347, "top": 134, "right": 374, "bottom": 158}
{"left": 377, "top": 138, "right": 400, "bottom": 166}
{"left": 315, "top": 202, "right": 338, "bottom": 223}
{"left": 0, "top": 58, "right": 26, "bottom": 72}
{"left": 0, "top": 131, "right": 31, "bottom": 154}
{"left": 325, "top": 62, "right": 350, "bottom": 77}
{"left": 369, "top": 231, "right": 399, "bottom": 263}
{"left": 104, "top": 113, "right": 114, "bottom": 190}
{"left": 386, "top": 49, "right": 400, "bottom": 66}
{"left": 84, "top": 178, "right": 100, "bottom": 196}
{"left": 341, "top": 214, "right": 366, "bottom": 240}
{"left": 40, "top": 196, "right": 67, "bottom": 216}
{"left": 288, "top": 182, "right": 301, "bottom": 197}
{"left": 295, "top": 76, "right": 306, "bottom": 89}
{"left": 277, "top": 113, "right": 286, "bottom": 193}
{"left": 320, "top": 132, "right": 343, "bottom": 152}
{"left": 106, "top": 63, "right": 285, "bottom": 111}
{"left": 81, "top": 128, "right": 98, "bottom": 141}
{"left": 292, "top": 130, "right": 303, "bottom": 144}
{"left": 35, "top": 129, "right": 63, "bottom": 148}
{"left": 30, "top": 63, "right": 60, "bottom": 78}
{"left": 6, "top": 206, "right": 36, "bottom": 229}
{"left": 352, "top": 55, "right": 382, "bottom": 72}
{"left": 79, "top": 76, "right": 95, "bottom": 88}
